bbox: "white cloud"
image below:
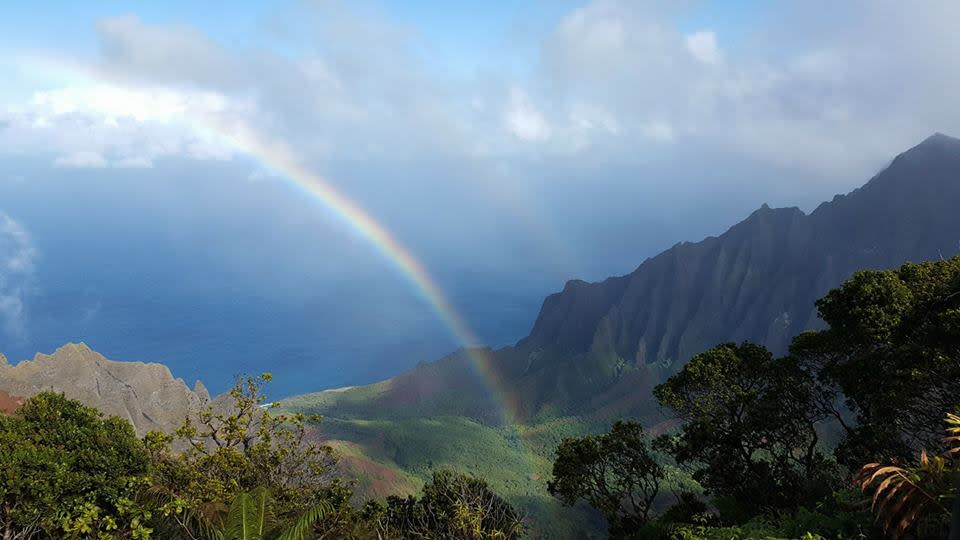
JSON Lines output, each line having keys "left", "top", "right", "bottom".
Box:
{"left": 1, "top": 0, "right": 960, "bottom": 186}
{"left": 555, "top": 3, "right": 627, "bottom": 58}
{"left": 685, "top": 31, "right": 720, "bottom": 64}
{"left": 30, "top": 85, "right": 207, "bottom": 123}
{"left": 532, "top": 0, "right": 960, "bottom": 178}
{"left": 0, "top": 83, "right": 240, "bottom": 167}
{"left": 113, "top": 155, "right": 154, "bottom": 168}
{"left": 505, "top": 88, "right": 552, "bottom": 142}
{"left": 96, "top": 15, "right": 239, "bottom": 88}
{"left": 640, "top": 121, "right": 675, "bottom": 143}
{"left": 54, "top": 150, "right": 108, "bottom": 168}
{"left": 0, "top": 214, "right": 36, "bottom": 339}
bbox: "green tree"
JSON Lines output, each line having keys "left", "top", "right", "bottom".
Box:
{"left": 547, "top": 421, "right": 663, "bottom": 536}
{"left": 366, "top": 470, "right": 523, "bottom": 540}
{"left": 148, "top": 374, "right": 349, "bottom": 538}
{"left": 791, "top": 258, "right": 960, "bottom": 466}
{"left": 654, "top": 342, "right": 839, "bottom": 518}
{"left": 0, "top": 392, "right": 153, "bottom": 539}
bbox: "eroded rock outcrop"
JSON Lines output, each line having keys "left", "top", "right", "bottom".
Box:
{"left": 0, "top": 343, "right": 209, "bottom": 435}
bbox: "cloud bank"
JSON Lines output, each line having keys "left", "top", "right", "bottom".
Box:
{"left": 1, "top": 0, "right": 957, "bottom": 184}
{"left": 1, "top": 0, "right": 959, "bottom": 282}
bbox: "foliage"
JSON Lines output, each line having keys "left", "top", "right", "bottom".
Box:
{"left": 547, "top": 421, "right": 663, "bottom": 535}
{"left": 0, "top": 377, "right": 530, "bottom": 540}
{"left": 653, "top": 343, "right": 840, "bottom": 517}
{"left": 147, "top": 374, "right": 350, "bottom": 538}
{"left": 277, "top": 392, "right": 605, "bottom": 538}
{"left": 658, "top": 493, "right": 718, "bottom": 527}
{"left": 170, "top": 486, "right": 334, "bottom": 540}
{"left": 364, "top": 470, "right": 524, "bottom": 539}
{"left": 855, "top": 411, "right": 960, "bottom": 539}
{"left": 0, "top": 392, "right": 153, "bottom": 539}
{"left": 631, "top": 497, "right": 875, "bottom": 540}
{"left": 791, "top": 258, "right": 960, "bottom": 465}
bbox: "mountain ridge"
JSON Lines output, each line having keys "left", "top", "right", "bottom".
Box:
{"left": 305, "top": 132, "right": 960, "bottom": 423}
{"left": 516, "top": 132, "right": 960, "bottom": 381}
{"left": 0, "top": 342, "right": 209, "bottom": 435}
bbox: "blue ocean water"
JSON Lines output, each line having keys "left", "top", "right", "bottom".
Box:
{"left": 0, "top": 159, "right": 548, "bottom": 397}
{"left": 0, "top": 153, "right": 744, "bottom": 398}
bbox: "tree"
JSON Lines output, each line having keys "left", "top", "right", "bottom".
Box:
{"left": 792, "top": 258, "right": 960, "bottom": 465}
{"left": 0, "top": 392, "right": 153, "bottom": 539}
{"left": 366, "top": 470, "right": 523, "bottom": 540}
{"left": 148, "top": 374, "right": 349, "bottom": 538}
{"left": 653, "top": 342, "right": 839, "bottom": 517}
{"left": 547, "top": 421, "right": 663, "bottom": 536}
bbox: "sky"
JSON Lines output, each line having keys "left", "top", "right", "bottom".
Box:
{"left": 1, "top": 0, "right": 959, "bottom": 395}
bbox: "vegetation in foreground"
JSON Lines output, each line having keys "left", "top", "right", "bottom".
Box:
{"left": 0, "top": 374, "right": 524, "bottom": 539}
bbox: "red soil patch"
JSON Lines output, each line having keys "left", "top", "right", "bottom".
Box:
{"left": 0, "top": 390, "right": 24, "bottom": 415}
{"left": 343, "top": 453, "right": 407, "bottom": 497}
{"left": 314, "top": 437, "right": 418, "bottom": 499}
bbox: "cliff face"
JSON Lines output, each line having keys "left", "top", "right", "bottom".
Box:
{"left": 0, "top": 343, "right": 208, "bottom": 435}
{"left": 297, "top": 135, "right": 960, "bottom": 423}
{"left": 519, "top": 133, "right": 960, "bottom": 374}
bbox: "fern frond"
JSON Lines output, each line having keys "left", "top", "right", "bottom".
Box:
{"left": 859, "top": 464, "right": 906, "bottom": 491}
{"left": 224, "top": 491, "right": 251, "bottom": 540}
{"left": 224, "top": 490, "right": 276, "bottom": 540}
{"left": 857, "top": 461, "right": 940, "bottom": 538}
{"left": 277, "top": 500, "right": 334, "bottom": 540}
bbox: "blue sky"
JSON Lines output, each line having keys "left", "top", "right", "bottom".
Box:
{"left": 1, "top": 1, "right": 769, "bottom": 89}
{"left": 1, "top": 0, "right": 958, "bottom": 394}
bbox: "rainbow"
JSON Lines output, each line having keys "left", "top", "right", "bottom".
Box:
{"left": 19, "top": 54, "right": 524, "bottom": 425}
{"left": 207, "top": 119, "right": 522, "bottom": 424}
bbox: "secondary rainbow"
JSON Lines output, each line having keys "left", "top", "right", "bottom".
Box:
{"left": 212, "top": 120, "right": 522, "bottom": 424}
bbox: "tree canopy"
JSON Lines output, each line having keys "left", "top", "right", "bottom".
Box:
{"left": 550, "top": 257, "right": 960, "bottom": 538}
{"left": 366, "top": 470, "right": 524, "bottom": 540}
{"left": 653, "top": 342, "right": 839, "bottom": 516}
{"left": 791, "top": 258, "right": 960, "bottom": 465}
{"left": 146, "top": 373, "right": 350, "bottom": 538}
{"left": 547, "top": 421, "right": 662, "bottom": 535}
{"left": 0, "top": 392, "right": 153, "bottom": 539}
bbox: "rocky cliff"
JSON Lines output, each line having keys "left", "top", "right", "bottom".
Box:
{"left": 518, "top": 133, "right": 960, "bottom": 377}
{"left": 0, "top": 343, "right": 209, "bottom": 435}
